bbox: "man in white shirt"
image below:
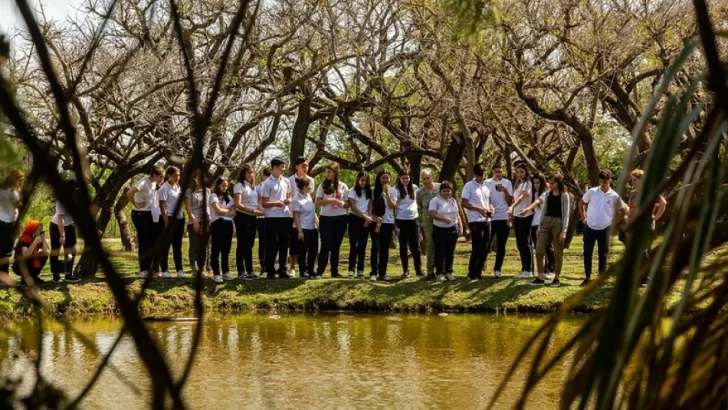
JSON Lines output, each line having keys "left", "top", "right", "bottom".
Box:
{"left": 461, "top": 164, "right": 495, "bottom": 280}
{"left": 287, "top": 156, "right": 315, "bottom": 277}
{"left": 261, "top": 158, "right": 293, "bottom": 279}
{"left": 255, "top": 167, "right": 271, "bottom": 274}
{"left": 485, "top": 164, "right": 513, "bottom": 278}
{"left": 579, "top": 169, "right": 628, "bottom": 285}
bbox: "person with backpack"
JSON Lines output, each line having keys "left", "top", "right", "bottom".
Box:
{"left": 529, "top": 173, "right": 570, "bottom": 287}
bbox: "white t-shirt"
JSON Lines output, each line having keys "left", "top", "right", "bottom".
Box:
{"left": 260, "top": 175, "right": 291, "bottom": 218}
{"left": 428, "top": 196, "right": 459, "bottom": 228}
{"left": 0, "top": 189, "right": 20, "bottom": 223}
{"left": 210, "top": 193, "right": 235, "bottom": 223}
{"left": 133, "top": 177, "right": 156, "bottom": 212}
{"left": 512, "top": 180, "right": 533, "bottom": 217}
{"left": 378, "top": 187, "right": 398, "bottom": 224}
{"left": 51, "top": 200, "right": 74, "bottom": 226}
{"left": 394, "top": 185, "right": 418, "bottom": 220}
{"left": 185, "top": 188, "right": 211, "bottom": 221}
{"left": 485, "top": 178, "right": 513, "bottom": 221}
{"left": 292, "top": 192, "right": 316, "bottom": 230}
{"left": 255, "top": 183, "right": 265, "bottom": 219}
{"left": 316, "top": 182, "right": 349, "bottom": 217}
{"left": 234, "top": 181, "right": 259, "bottom": 214}
{"left": 158, "top": 182, "right": 184, "bottom": 219}
{"left": 532, "top": 192, "right": 548, "bottom": 226}
{"left": 289, "top": 174, "right": 315, "bottom": 218}
{"left": 347, "top": 187, "right": 371, "bottom": 217}
{"left": 461, "top": 179, "right": 491, "bottom": 224}
{"left": 151, "top": 189, "right": 161, "bottom": 223}
{"left": 582, "top": 187, "right": 627, "bottom": 230}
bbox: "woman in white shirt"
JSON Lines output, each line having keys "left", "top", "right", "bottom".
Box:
{"left": 209, "top": 177, "right": 236, "bottom": 283}
{"left": 394, "top": 169, "right": 422, "bottom": 278}
{"left": 50, "top": 191, "right": 80, "bottom": 283}
{"left": 507, "top": 163, "right": 534, "bottom": 278}
{"left": 158, "top": 166, "right": 186, "bottom": 278}
{"left": 234, "top": 163, "right": 264, "bottom": 279}
{"left": 314, "top": 162, "right": 348, "bottom": 278}
{"left": 184, "top": 169, "right": 211, "bottom": 277}
{"left": 370, "top": 169, "right": 397, "bottom": 281}
{"left": 428, "top": 181, "right": 463, "bottom": 281}
{"left": 292, "top": 178, "right": 319, "bottom": 278}
{"left": 127, "top": 167, "right": 164, "bottom": 278}
{"left": 0, "top": 169, "right": 24, "bottom": 280}
{"left": 346, "top": 171, "right": 373, "bottom": 279}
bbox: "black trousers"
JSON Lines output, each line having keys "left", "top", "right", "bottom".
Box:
{"left": 468, "top": 221, "right": 491, "bottom": 278}
{"left": 0, "top": 221, "right": 17, "bottom": 273}
{"left": 347, "top": 214, "right": 370, "bottom": 272}
{"left": 210, "top": 219, "right": 234, "bottom": 276}
{"left": 131, "top": 210, "right": 155, "bottom": 273}
{"left": 583, "top": 225, "right": 610, "bottom": 279}
{"left": 395, "top": 219, "right": 422, "bottom": 274}
{"left": 530, "top": 226, "right": 555, "bottom": 273}
{"left": 371, "top": 223, "right": 394, "bottom": 277}
{"left": 513, "top": 216, "right": 533, "bottom": 272}
{"left": 265, "top": 217, "right": 291, "bottom": 276}
{"left": 161, "top": 217, "right": 185, "bottom": 273}
{"left": 257, "top": 218, "right": 266, "bottom": 273}
{"left": 50, "top": 222, "right": 77, "bottom": 274}
{"left": 187, "top": 222, "right": 211, "bottom": 273}
{"left": 297, "top": 229, "right": 318, "bottom": 275}
{"left": 433, "top": 225, "right": 458, "bottom": 276}
{"left": 317, "top": 215, "right": 347, "bottom": 276}
{"left": 234, "top": 212, "right": 257, "bottom": 275}
{"left": 151, "top": 221, "right": 163, "bottom": 273}
{"left": 488, "top": 220, "right": 510, "bottom": 272}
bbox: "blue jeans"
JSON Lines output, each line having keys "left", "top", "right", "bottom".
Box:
{"left": 583, "top": 225, "right": 610, "bottom": 279}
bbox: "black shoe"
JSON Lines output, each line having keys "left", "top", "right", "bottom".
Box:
{"left": 266, "top": 274, "right": 276, "bottom": 280}
{"left": 529, "top": 278, "right": 545, "bottom": 286}
{"left": 424, "top": 274, "right": 436, "bottom": 281}
{"left": 466, "top": 275, "right": 479, "bottom": 281}
{"left": 331, "top": 273, "right": 343, "bottom": 278}
{"left": 416, "top": 272, "right": 425, "bottom": 277}
{"left": 244, "top": 273, "right": 259, "bottom": 280}
{"left": 64, "top": 274, "right": 81, "bottom": 283}
{"left": 550, "top": 279, "right": 561, "bottom": 287}
{"left": 580, "top": 279, "right": 591, "bottom": 287}
{"left": 279, "top": 272, "right": 291, "bottom": 279}
{"left": 52, "top": 273, "right": 62, "bottom": 283}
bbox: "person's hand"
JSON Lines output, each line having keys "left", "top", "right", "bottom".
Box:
{"left": 282, "top": 198, "right": 291, "bottom": 205}
{"left": 582, "top": 216, "right": 588, "bottom": 224}
{"left": 136, "top": 201, "right": 146, "bottom": 209}
{"left": 32, "top": 235, "right": 45, "bottom": 246}
{"left": 417, "top": 230, "right": 423, "bottom": 243}
{"left": 59, "top": 236, "right": 66, "bottom": 246}
{"left": 383, "top": 184, "right": 390, "bottom": 194}
{"left": 478, "top": 208, "right": 488, "bottom": 217}
{"left": 336, "top": 199, "right": 346, "bottom": 207}
{"left": 364, "top": 215, "right": 373, "bottom": 224}
{"left": 253, "top": 209, "right": 264, "bottom": 217}
{"left": 298, "top": 231, "right": 304, "bottom": 241}
{"left": 496, "top": 185, "right": 504, "bottom": 192}
{"left": 457, "top": 226, "right": 463, "bottom": 236}
{"left": 507, "top": 207, "right": 513, "bottom": 216}
{"left": 559, "top": 232, "right": 566, "bottom": 244}
{"left": 163, "top": 216, "right": 169, "bottom": 226}
{"left": 193, "top": 220, "right": 201, "bottom": 233}
{"left": 536, "top": 228, "right": 541, "bottom": 238}
{"left": 443, "top": 216, "right": 452, "bottom": 224}
{"left": 376, "top": 216, "right": 383, "bottom": 224}
{"left": 518, "top": 209, "right": 528, "bottom": 217}
{"left": 343, "top": 201, "right": 350, "bottom": 209}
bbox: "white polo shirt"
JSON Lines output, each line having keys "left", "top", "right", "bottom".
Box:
{"left": 210, "top": 193, "right": 235, "bottom": 223}
{"left": 394, "top": 185, "right": 419, "bottom": 220}
{"left": 0, "top": 189, "right": 19, "bottom": 223}
{"left": 133, "top": 177, "right": 156, "bottom": 211}
{"left": 158, "top": 182, "right": 184, "bottom": 219}
{"left": 582, "top": 187, "right": 627, "bottom": 230}
{"left": 428, "top": 196, "right": 459, "bottom": 228}
{"left": 461, "top": 179, "right": 491, "bottom": 224}
{"left": 234, "top": 181, "right": 259, "bottom": 214}
{"left": 260, "top": 175, "right": 291, "bottom": 218}
{"left": 378, "top": 188, "right": 398, "bottom": 224}
{"left": 512, "top": 181, "right": 533, "bottom": 217}
{"left": 485, "top": 178, "right": 513, "bottom": 221}
{"left": 347, "top": 187, "right": 371, "bottom": 217}
{"left": 289, "top": 174, "right": 315, "bottom": 218}
{"left": 51, "top": 200, "right": 74, "bottom": 226}
{"left": 292, "top": 192, "right": 316, "bottom": 230}
{"left": 316, "top": 182, "right": 349, "bottom": 217}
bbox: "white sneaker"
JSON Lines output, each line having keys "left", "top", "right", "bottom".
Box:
{"left": 544, "top": 273, "right": 556, "bottom": 280}
{"left": 212, "top": 275, "right": 224, "bottom": 283}
{"left": 494, "top": 271, "right": 502, "bottom": 278}
{"left": 370, "top": 275, "right": 377, "bottom": 282}
{"left": 445, "top": 274, "right": 456, "bottom": 281}
{"left": 288, "top": 269, "right": 296, "bottom": 278}
{"left": 138, "top": 271, "right": 149, "bottom": 278}
{"left": 437, "top": 275, "right": 446, "bottom": 282}
{"left": 177, "top": 270, "right": 185, "bottom": 278}
{"left": 162, "top": 271, "right": 172, "bottom": 279}
{"left": 515, "top": 271, "right": 532, "bottom": 279}
{"left": 222, "top": 273, "right": 235, "bottom": 281}
{"left": 348, "top": 271, "right": 355, "bottom": 278}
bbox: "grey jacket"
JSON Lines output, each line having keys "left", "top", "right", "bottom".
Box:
{"left": 538, "top": 191, "right": 571, "bottom": 234}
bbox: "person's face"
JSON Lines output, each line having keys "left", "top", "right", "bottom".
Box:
{"left": 14, "top": 175, "right": 25, "bottom": 189}
{"left": 33, "top": 225, "right": 44, "bottom": 238}
{"left": 153, "top": 174, "right": 163, "bottom": 184}
{"left": 548, "top": 179, "right": 557, "bottom": 190}
{"left": 493, "top": 168, "right": 503, "bottom": 179}
{"left": 193, "top": 175, "right": 201, "bottom": 187}
{"left": 220, "top": 180, "right": 229, "bottom": 193}
{"left": 399, "top": 175, "right": 410, "bottom": 186}
{"left": 273, "top": 164, "right": 287, "bottom": 176}
{"left": 631, "top": 175, "right": 642, "bottom": 190}
{"left": 168, "top": 172, "right": 180, "bottom": 185}
{"left": 534, "top": 179, "right": 541, "bottom": 191}
{"left": 303, "top": 183, "right": 312, "bottom": 194}
{"left": 325, "top": 169, "right": 336, "bottom": 181}
{"left": 381, "top": 174, "right": 390, "bottom": 185}
{"left": 296, "top": 161, "right": 309, "bottom": 176}
{"left": 246, "top": 169, "right": 255, "bottom": 183}
{"left": 421, "top": 174, "right": 433, "bottom": 187}
{"left": 358, "top": 176, "right": 368, "bottom": 188}
{"left": 441, "top": 188, "right": 452, "bottom": 199}
{"left": 516, "top": 168, "right": 526, "bottom": 181}
{"left": 599, "top": 178, "right": 611, "bottom": 190}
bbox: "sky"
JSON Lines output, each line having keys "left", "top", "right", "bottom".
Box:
{"left": 0, "top": 0, "right": 81, "bottom": 33}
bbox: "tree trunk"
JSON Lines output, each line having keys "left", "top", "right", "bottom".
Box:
{"left": 409, "top": 153, "right": 422, "bottom": 186}
{"left": 440, "top": 133, "right": 465, "bottom": 182}
{"left": 115, "top": 185, "right": 134, "bottom": 252}
{"left": 290, "top": 87, "right": 311, "bottom": 165}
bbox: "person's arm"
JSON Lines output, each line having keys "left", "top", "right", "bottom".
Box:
{"left": 234, "top": 192, "right": 245, "bottom": 212}
{"left": 579, "top": 199, "right": 587, "bottom": 223}
{"left": 519, "top": 198, "right": 542, "bottom": 216}
{"left": 159, "top": 199, "right": 169, "bottom": 225}
{"left": 653, "top": 195, "right": 667, "bottom": 222}
{"left": 57, "top": 208, "right": 66, "bottom": 246}
{"left": 508, "top": 185, "right": 529, "bottom": 214}
{"left": 560, "top": 194, "right": 571, "bottom": 237}
{"left": 127, "top": 186, "right": 141, "bottom": 208}
{"left": 614, "top": 200, "right": 628, "bottom": 225}
{"left": 294, "top": 211, "right": 304, "bottom": 240}
{"left": 348, "top": 196, "right": 371, "bottom": 221}
{"left": 384, "top": 188, "right": 397, "bottom": 209}
{"left": 460, "top": 186, "right": 487, "bottom": 217}
{"left": 261, "top": 196, "right": 284, "bottom": 208}
{"left": 457, "top": 210, "right": 464, "bottom": 236}
{"left": 428, "top": 210, "right": 451, "bottom": 224}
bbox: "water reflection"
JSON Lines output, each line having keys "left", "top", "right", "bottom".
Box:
{"left": 0, "top": 314, "right": 585, "bottom": 409}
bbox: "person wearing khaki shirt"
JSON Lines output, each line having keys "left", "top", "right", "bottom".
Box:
{"left": 416, "top": 169, "right": 440, "bottom": 279}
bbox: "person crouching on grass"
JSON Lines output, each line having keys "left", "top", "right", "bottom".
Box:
{"left": 427, "top": 181, "right": 463, "bottom": 281}
{"left": 12, "top": 220, "right": 49, "bottom": 286}
{"left": 292, "top": 177, "right": 319, "bottom": 278}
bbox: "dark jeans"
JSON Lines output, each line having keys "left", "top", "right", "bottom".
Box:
{"left": 210, "top": 219, "right": 233, "bottom": 276}
{"left": 348, "top": 214, "right": 370, "bottom": 273}
{"left": 433, "top": 225, "right": 458, "bottom": 275}
{"left": 488, "top": 220, "right": 510, "bottom": 272}
{"left": 131, "top": 210, "right": 155, "bottom": 273}
{"left": 317, "top": 215, "right": 347, "bottom": 276}
{"left": 468, "top": 221, "right": 491, "bottom": 278}
{"left": 50, "top": 222, "right": 77, "bottom": 274}
{"left": 513, "top": 216, "right": 533, "bottom": 272}
{"left": 395, "top": 219, "right": 422, "bottom": 274}
{"left": 297, "top": 229, "right": 319, "bottom": 276}
{"left": 0, "top": 221, "right": 15, "bottom": 273}
{"left": 234, "top": 212, "right": 257, "bottom": 275}
{"left": 583, "top": 225, "right": 610, "bottom": 279}
{"left": 257, "top": 218, "right": 266, "bottom": 273}
{"left": 161, "top": 217, "right": 185, "bottom": 273}
{"left": 371, "top": 223, "right": 394, "bottom": 277}
{"left": 530, "top": 226, "right": 554, "bottom": 273}
{"left": 188, "top": 222, "right": 211, "bottom": 273}
{"left": 265, "top": 217, "right": 291, "bottom": 276}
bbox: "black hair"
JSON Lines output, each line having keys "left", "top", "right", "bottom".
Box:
{"left": 396, "top": 168, "right": 415, "bottom": 199}
{"left": 473, "top": 164, "right": 485, "bottom": 177}
{"left": 270, "top": 158, "right": 286, "bottom": 169}
{"left": 262, "top": 167, "right": 272, "bottom": 177}
{"left": 165, "top": 166, "right": 179, "bottom": 183}
{"left": 295, "top": 177, "right": 311, "bottom": 192}
{"left": 547, "top": 173, "right": 566, "bottom": 193}
{"left": 491, "top": 164, "right": 503, "bottom": 171}
{"left": 238, "top": 163, "right": 254, "bottom": 185}
{"left": 439, "top": 180, "right": 454, "bottom": 192}
{"left": 213, "top": 177, "right": 231, "bottom": 203}
{"left": 598, "top": 169, "right": 613, "bottom": 180}
{"left": 293, "top": 156, "right": 308, "bottom": 168}
{"left": 322, "top": 162, "right": 341, "bottom": 195}
{"left": 531, "top": 172, "right": 546, "bottom": 203}
{"left": 372, "top": 169, "right": 391, "bottom": 217}
{"left": 149, "top": 166, "right": 164, "bottom": 177}
{"left": 353, "top": 171, "right": 372, "bottom": 200}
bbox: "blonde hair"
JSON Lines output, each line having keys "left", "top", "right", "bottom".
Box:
{"left": 631, "top": 169, "right": 644, "bottom": 179}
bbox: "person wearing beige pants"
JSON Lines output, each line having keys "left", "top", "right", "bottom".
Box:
{"left": 530, "top": 173, "right": 570, "bottom": 287}
{"left": 536, "top": 216, "right": 564, "bottom": 282}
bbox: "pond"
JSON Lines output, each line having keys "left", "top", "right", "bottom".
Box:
{"left": 0, "top": 314, "right": 585, "bottom": 409}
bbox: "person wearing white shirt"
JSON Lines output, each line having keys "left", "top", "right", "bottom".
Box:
{"left": 255, "top": 167, "right": 271, "bottom": 275}
{"left": 50, "top": 194, "right": 79, "bottom": 283}
{"left": 314, "top": 162, "right": 349, "bottom": 278}
{"left": 292, "top": 178, "right": 319, "bottom": 278}
{"left": 287, "top": 157, "right": 315, "bottom": 278}
{"left": 234, "top": 163, "right": 265, "bottom": 280}
{"left": 346, "top": 171, "right": 373, "bottom": 278}
{"left": 460, "top": 164, "right": 495, "bottom": 280}
{"left": 518, "top": 173, "right": 555, "bottom": 276}
{"left": 416, "top": 169, "right": 440, "bottom": 280}
{"left": 428, "top": 181, "right": 463, "bottom": 281}
{"left": 260, "top": 158, "right": 293, "bottom": 279}
{"left": 485, "top": 164, "right": 513, "bottom": 278}
{"left": 184, "top": 169, "right": 211, "bottom": 277}
{"left": 0, "top": 170, "right": 24, "bottom": 283}
{"left": 158, "top": 166, "right": 186, "bottom": 278}
{"left": 507, "top": 163, "right": 534, "bottom": 278}
{"left": 394, "top": 169, "right": 422, "bottom": 278}
{"left": 579, "top": 169, "right": 628, "bottom": 285}
{"left": 127, "top": 167, "right": 164, "bottom": 278}
{"left": 370, "top": 169, "right": 397, "bottom": 281}
{"left": 209, "top": 177, "right": 236, "bottom": 283}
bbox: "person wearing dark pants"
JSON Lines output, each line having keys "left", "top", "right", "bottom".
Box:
{"left": 461, "top": 164, "right": 494, "bottom": 280}
{"left": 371, "top": 223, "right": 394, "bottom": 281}
{"left": 127, "top": 167, "right": 164, "bottom": 277}
{"left": 370, "top": 169, "right": 397, "bottom": 281}
{"left": 209, "top": 177, "right": 236, "bottom": 283}
{"left": 50, "top": 199, "right": 79, "bottom": 282}
{"left": 184, "top": 169, "right": 211, "bottom": 278}
{"left": 260, "top": 158, "right": 293, "bottom": 279}
{"left": 12, "top": 221, "right": 49, "bottom": 285}
{"left": 234, "top": 164, "right": 265, "bottom": 279}
{"left": 287, "top": 157, "right": 315, "bottom": 278}
{"left": 507, "top": 163, "right": 534, "bottom": 278}
{"left": 485, "top": 164, "right": 513, "bottom": 277}
{"left": 520, "top": 173, "right": 555, "bottom": 275}
{"left": 315, "top": 162, "right": 349, "bottom": 278}
{"left": 393, "top": 168, "right": 422, "bottom": 277}
{"left": 347, "top": 171, "right": 373, "bottom": 278}
{"left": 158, "top": 166, "right": 185, "bottom": 278}
{"left": 255, "top": 167, "right": 271, "bottom": 274}
{"left": 428, "top": 181, "right": 462, "bottom": 281}
{"left": 292, "top": 178, "right": 319, "bottom": 277}
{"left": 579, "top": 169, "right": 628, "bottom": 286}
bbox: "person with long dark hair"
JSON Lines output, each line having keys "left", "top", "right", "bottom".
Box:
{"left": 519, "top": 173, "right": 555, "bottom": 278}
{"left": 234, "top": 163, "right": 264, "bottom": 280}
{"left": 292, "top": 177, "right": 319, "bottom": 278}
{"left": 261, "top": 158, "right": 292, "bottom": 279}
{"left": 416, "top": 168, "right": 440, "bottom": 279}
{"left": 314, "top": 162, "right": 348, "bottom": 278}
{"left": 255, "top": 167, "right": 271, "bottom": 275}
{"left": 12, "top": 220, "right": 49, "bottom": 285}
{"left": 1, "top": 170, "right": 24, "bottom": 285}
{"left": 507, "top": 163, "right": 534, "bottom": 278}
{"left": 371, "top": 169, "right": 397, "bottom": 281}
{"left": 158, "top": 166, "right": 185, "bottom": 278}
{"left": 287, "top": 156, "right": 315, "bottom": 278}
{"left": 461, "top": 164, "right": 494, "bottom": 280}
{"left": 428, "top": 181, "right": 463, "bottom": 281}
{"left": 209, "top": 177, "right": 236, "bottom": 283}
{"left": 485, "top": 164, "right": 513, "bottom": 278}
{"left": 529, "top": 174, "right": 571, "bottom": 287}
{"left": 346, "top": 171, "right": 372, "bottom": 279}
{"left": 50, "top": 188, "right": 80, "bottom": 283}
{"left": 127, "top": 166, "right": 164, "bottom": 278}
{"left": 184, "top": 169, "right": 211, "bottom": 278}
{"left": 394, "top": 168, "right": 422, "bottom": 278}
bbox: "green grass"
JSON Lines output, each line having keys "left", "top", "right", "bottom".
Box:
{"left": 0, "top": 235, "right": 693, "bottom": 318}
